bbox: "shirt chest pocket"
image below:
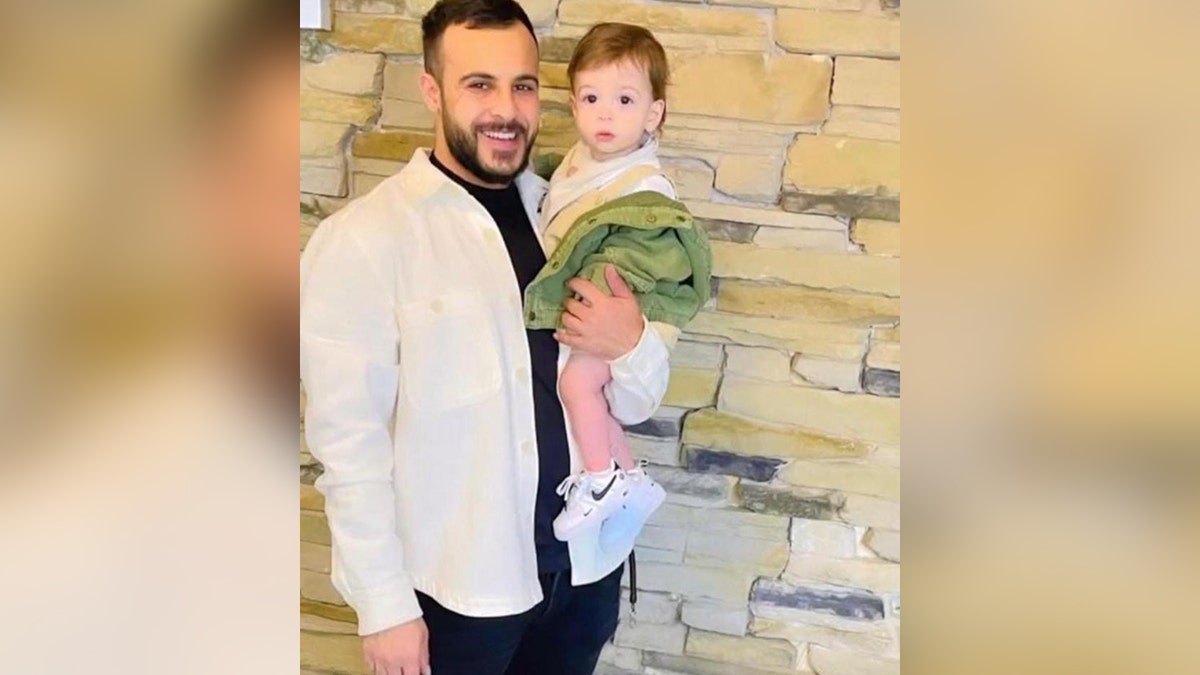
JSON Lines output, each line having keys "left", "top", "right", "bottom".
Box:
{"left": 396, "top": 291, "right": 503, "bottom": 411}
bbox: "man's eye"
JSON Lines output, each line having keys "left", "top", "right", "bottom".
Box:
{"left": 620, "top": 96, "right": 633, "bottom": 105}
{"left": 469, "top": 82, "right": 490, "bottom": 90}
{"left": 516, "top": 83, "right": 537, "bottom": 92}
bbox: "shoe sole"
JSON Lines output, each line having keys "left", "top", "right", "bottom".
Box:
{"left": 553, "top": 487, "right": 632, "bottom": 542}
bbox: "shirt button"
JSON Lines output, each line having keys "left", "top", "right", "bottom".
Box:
{"left": 521, "top": 440, "right": 535, "bottom": 455}
{"left": 485, "top": 230, "right": 500, "bottom": 244}
{"left": 515, "top": 366, "right": 529, "bottom": 382}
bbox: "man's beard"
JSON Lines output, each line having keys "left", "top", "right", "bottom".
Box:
{"left": 443, "top": 107, "right": 537, "bottom": 185}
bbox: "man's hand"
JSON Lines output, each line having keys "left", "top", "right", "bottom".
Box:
{"left": 555, "top": 264, "right": 645, "bottom": 360}
{"left": 362, "top": 617, "right": 430, "bottom": 675}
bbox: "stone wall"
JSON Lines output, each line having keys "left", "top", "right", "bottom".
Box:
{"left": 300, "top": 1, "right": 900, "bottom": 673}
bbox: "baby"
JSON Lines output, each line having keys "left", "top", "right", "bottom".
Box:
{"left": 523, "top": 23, "right": 712, "bottom": 550}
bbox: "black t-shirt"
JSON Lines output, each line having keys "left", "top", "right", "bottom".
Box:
{"left": 428, "top": 152, "right": 571, "bottom": 573}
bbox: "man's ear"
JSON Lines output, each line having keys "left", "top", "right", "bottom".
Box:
{"left": 646, "top": 99, "right": 665, "bottom": 133}
{"left": 419, "top": 71, "right": 442, "bottom": 114}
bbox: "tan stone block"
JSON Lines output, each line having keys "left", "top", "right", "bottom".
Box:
{"left": 351, "top": 131, "right": 435, "bottom": 161}
{"left": 301, "top": 511, "right": 332, "bottom": 546}
{"left": 334, "top": 0, "right": 404, "bottom": 13}
{"left": 671, "top": 53, "right": 831, "bottom": 125}
{"left": 712, "top": 241, "right": 900, "bottom": 296}
{"left": 716, "top": 154, "right": 784, "bottom": 201}
{"left": 686, "top": 311, "right": 868, "bottom": 360}
{"left": 535, "top": 110, "right": 579, "bottom": 151}
{"left": 785, "top": 135, "right": 900, "bottom": 195}
{"left": 825, "top": 105, "right": 900, "bottom": 142}
{"left": 662, "top": 126, "right": 792, "bottom": 158}
{"left": 718, "top": 280, "right": 899, "bottom": 324}
{"left": 790, "top": 518, "right": 858, "bottom": 557}
{"left": 670, "top": 340, "right": 725, "bottom": 370}
{"left": 301, "top": 90, "right": 379, "bottom": 125}
{"left": 301, "top": 612, "right": 358, "bottom": 635}
{"left": 518, "top": 0, "right": 561, "bottom": 26}
{"left": 403, "top": 0, "right": 437, "bottom": 16}
{"left": 808, "top": 644, "right": 900, "bottom": 675}
{"left": 783, "top": 554, "right": 899, "bottom": 594}
{"left": 301, "top": 156, "right": 348, "bottom": 197}
{"left": 351, "top": 156, "right": 405, "bottom": 176}
{"left": 301, "top": 121, "right": 352, "bottom": 157}
{"left": 833, "top": 57, "right": 901, "bottom": 109}
{"left": 382, "top": 61, "right": 424, "bottom": 101}
{"left": 301, "top": 630, "right": 368, "bottom": 674}
{"left": 714, "top": 0, "right": 864, "bottom": 9}
{"left": 685, "top": 531, "right": 790, "bottom": 576}
{"left": 866, "top": 326, "right": 900, "bottom": 371}
{"left": 753, "top": 226, "right": 850, "bottom": 252}
{"left": 682, "top": 600, "right": 751, "bottom": 637}
{"left": 560, "top": 0, "right": 768, "bottom": 36}
{"left": 303, "top": 52, "right": 384, "bottom": 95}
{"left": 851, "top": 218, "right": 899, "bottom": 256}
{"left": 792, "top": 355, "right": 863, "bottom": 392}
{"left": 719, "top": 378, "right": 899, "bottom": 445}
{"left": 864, "top": 528, "right": 899, "bottom": 562}
{"left": 777, "top": 10, "right": 901, "bottom": 57}
{"left": 300, "top": 484, "right": 325, "bottom": 511}
{"left": 664, "top": 367, "right": 722, "bottom": 408}
{"left": 300, "top": 569, "right": 345, "bottom": 605}
{"left": 635, "top": 561, "right": 758, "bottom": 603}
{"left": 685, "top": 630, "right": 797, "bottom": 670}
{"left": 683, "top": 408, "right": 872, "bottom": 460}
{"left": 644, "top": 653, "right": 799, "bottom": 675}
{"left": 614, "top": 619, "right": 688, "bottom": 654}
{"left": 685, "top": 200, "right": 845, "bottom": 231}
{"left": 662, "top": 158, "right": 716, "bottom": 201}
{"left": 301, "top": 541, "right": 332, "bottom": 574}
{"left": 599, "top": 643, "right": 644, "bottom": 672}
{"left": 779, "top": 460, "right": 899, "bottom": 498}
{"left": 328, "top": 13, "right": 422, "bottom": 54}
{"left": 752, "top": 617, "right": 895, "bottom": 656}
{"left": 725, "top": 345, "right": 793, "bottom": 383}
{"left": 690, "top": 506, "right": 792, "bottom": 541}
{"left": 839, "top": 493, "right": 900, "bottom": 530}
{"left": 381, "top": 99, "right": 433, "bottom": 129}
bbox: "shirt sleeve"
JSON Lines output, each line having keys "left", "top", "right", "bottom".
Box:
{"left": 604, "top": 318, "right": 673, "bottom": 425}
{"left": 300, "top": 220, "right": 423, "bottom": 636}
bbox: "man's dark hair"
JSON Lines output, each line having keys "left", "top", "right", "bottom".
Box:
{"left": 421, "top": 0, "right": 537, "bottom": 81}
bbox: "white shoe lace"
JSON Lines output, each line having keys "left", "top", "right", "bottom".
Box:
{"left": 555, "top": 473, "right": 584, "bottom": 499}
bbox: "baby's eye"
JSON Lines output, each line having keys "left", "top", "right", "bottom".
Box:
{"left": 620, "top": 96, "right": 633, "bottom": 105}
{"left": 584, "top": 94, "right": 598, "bottom": 104}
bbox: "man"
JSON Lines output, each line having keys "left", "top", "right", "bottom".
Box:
{"left": 299, "top": 2, "right": 671, "bottom": 674}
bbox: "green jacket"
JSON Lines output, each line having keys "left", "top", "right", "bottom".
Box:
{"left": 523, "top": 191, "right": 712, "bottom": 330}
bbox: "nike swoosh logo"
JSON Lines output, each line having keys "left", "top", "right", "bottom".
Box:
{"left": 591, "top": 474, "right": 617, "bottom": 501}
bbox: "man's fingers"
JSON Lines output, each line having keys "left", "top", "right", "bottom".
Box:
{"left": 605, "top": 264, "right": 634, "bottom": 299}
{"left": 560, "top": 313, "right": 585, "bottom": 333}
{"left": 563, "top": 297, "right": 589, "bottom": 318}
{"left": 566, "top": 277, "right": 602, "bottom": 302}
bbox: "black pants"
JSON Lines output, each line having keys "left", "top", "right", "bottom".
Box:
{"left": 415, "top": 564, "right": 622, "bottom": 675}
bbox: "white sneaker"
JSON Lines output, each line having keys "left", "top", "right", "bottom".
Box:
{"left": 598, "top": 461, "right": 666, "bottom": 554}
{"left": 553, "top": 463, "right": 632, "bottom": 542}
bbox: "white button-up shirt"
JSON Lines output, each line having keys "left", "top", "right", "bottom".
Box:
{"left": 300, "top": 149, "right": 671, "bottom": 636}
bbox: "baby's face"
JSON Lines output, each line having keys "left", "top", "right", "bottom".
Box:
{"left": 571, "top": 60, "right": 665, "bottom": 161}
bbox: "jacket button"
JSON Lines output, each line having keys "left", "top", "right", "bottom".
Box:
{"left": 646, "top": 214, "right": 658, "bottom": 223}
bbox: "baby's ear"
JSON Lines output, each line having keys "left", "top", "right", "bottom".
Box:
{"left": 646, "top": 99, "right": 666, "bottom": 133}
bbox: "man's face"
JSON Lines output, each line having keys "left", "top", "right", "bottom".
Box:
{"left": 425, "top": 24, "right": 540, "bottom": 187}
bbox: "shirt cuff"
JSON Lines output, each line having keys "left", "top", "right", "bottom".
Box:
{"left": 608, "top": 317, "right": 666, "bottom": 382}
{"left": 351, "top": 581, "right": 424, "bottom": 637}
